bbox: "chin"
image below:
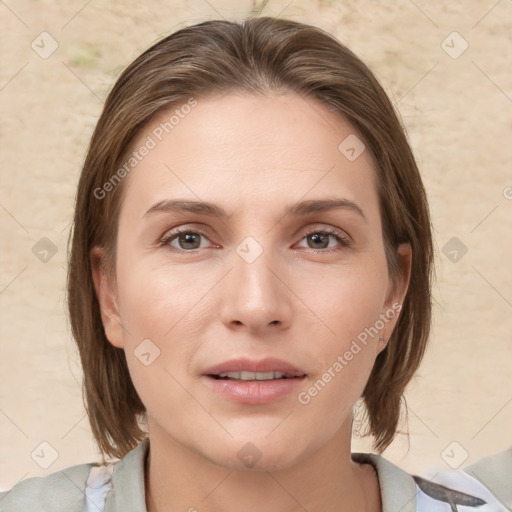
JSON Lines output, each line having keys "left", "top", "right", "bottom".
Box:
{"left": 203, "top": 434, "right": 309, "bottom": 473}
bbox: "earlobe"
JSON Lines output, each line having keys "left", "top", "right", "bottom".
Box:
{"left": 376, "top": 334, "right": 387, "bottom": 354}
{"left": 394, "top": 242, "right": 412, "bottom": 306}
{"left": 90, "top": 247, "right": 125, "bottom": 349}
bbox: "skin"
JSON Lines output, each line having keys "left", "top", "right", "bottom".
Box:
{"left": 92, "top": 91, "right": 411, "bottom": 512}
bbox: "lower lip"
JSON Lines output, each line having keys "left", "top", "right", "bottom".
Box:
{"left": 202, "top": 375, "right": 306, "bottom": 404}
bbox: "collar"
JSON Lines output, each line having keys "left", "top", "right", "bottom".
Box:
{"left": 104, "top": 438, "right": 149, "bottom": 512}
{"left": 352, "top": 452, "right": 418, "bottom": 512}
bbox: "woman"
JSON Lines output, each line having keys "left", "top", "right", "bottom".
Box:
{"left": 0, "top": 16, "right": 505, "bottom": 512}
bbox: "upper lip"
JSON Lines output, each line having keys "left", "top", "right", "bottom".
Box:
{"left": 203, "top": 357, "right": 306, "bottom": 377}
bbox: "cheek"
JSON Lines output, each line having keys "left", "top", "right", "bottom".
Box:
{"left": 113, "top": 255, "right": 218, "bottom": 397}
{"left": 113, "top": 260, "right": 209, "bottom": 415}
{"left": 304, "top": 259, "right": 387, "bottom": 340}
{"left": 298, "top": 259, "right": 387, "bottom": 391}
{"left": 115, "top": 251, "right": 214, "bottom": 341}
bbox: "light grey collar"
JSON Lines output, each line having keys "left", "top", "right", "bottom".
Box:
{"left": 104, "top": 437, "right": 150, "bottom": 512}
{"left": 352, "top": 452, "right": 417, "bottom": 512}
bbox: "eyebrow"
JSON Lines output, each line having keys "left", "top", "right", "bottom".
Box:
{"left": 143, "top": 198, "right": 367, "bottom": 223}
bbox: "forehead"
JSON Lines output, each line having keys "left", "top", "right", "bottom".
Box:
{"left": 119, "top": 92, "right": 380, "bottom": 221}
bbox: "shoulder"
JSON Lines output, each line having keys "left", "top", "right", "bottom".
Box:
{"left": 464, "top": 446, "right": 512, "bottom": 509}
{"left": 353, "top": 452, "right": 509, "bottom": 512}
{"left": 0, "top": 461, "right": 93, "bottom": 512}
{"left": 0, "top": 461, "right": 115, "bottom": 512}
{"left": 412, "top": 451, "right": 511, "bottom": 512}
{"left": 0, "top": 438, "right": 149, "bottom": 512}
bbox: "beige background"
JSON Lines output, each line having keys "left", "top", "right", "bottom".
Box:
{"left": 1, "top": 0, "right": 511, "bottom": 492}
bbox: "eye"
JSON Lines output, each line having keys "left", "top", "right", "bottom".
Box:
{"left": 158, "top": 226, "right": 352, "bottom": 253}
{"left": 159, "top": 227, "right": 214, "bottom": 252}
{"left": 296, "top": 227, "right": 351, "bottom": 251}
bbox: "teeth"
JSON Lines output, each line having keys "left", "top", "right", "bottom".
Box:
{"left": 217, "top": 371, "right": 289, "bottom": 380}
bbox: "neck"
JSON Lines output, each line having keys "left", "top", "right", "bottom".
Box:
{"left": 144, "top": 419, "right": 381, "bottom": 512}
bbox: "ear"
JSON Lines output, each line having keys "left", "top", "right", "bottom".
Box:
{"left": 90, "top": 247, "right": 125, "bottom": 349}
{"left": 377, "top": 242, "right": 412, "bottom": 353}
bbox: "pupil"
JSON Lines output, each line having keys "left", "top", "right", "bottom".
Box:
{"left": 180, "top": 233, "right": 200, "bottom": 250}
{"left": 309, "top": 233, "right": 328, "bottom": 249}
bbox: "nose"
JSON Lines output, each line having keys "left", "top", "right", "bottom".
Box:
{"left": 219, "top": 241, "right": 293, "bottom": 334}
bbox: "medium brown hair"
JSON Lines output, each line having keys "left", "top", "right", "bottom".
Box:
{"left": 67, "top": 16, "right": 434, "bottom": 460}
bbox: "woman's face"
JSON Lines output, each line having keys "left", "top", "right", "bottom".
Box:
{"left": 93, "top": 92, "right": 410, "bottom": 470}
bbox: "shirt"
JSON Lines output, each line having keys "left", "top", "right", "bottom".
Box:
{"left": 0, "top": 438, "right": 509, "bottom": 511}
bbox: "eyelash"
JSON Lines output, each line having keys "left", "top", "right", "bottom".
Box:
{"left": 158, "top": 226, "right": 352, "bottom": 254}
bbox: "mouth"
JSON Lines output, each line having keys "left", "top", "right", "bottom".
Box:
{"left": 203, "top": 373, "right": 306, "bottom": 404}
{"left": 202, "top": 358, "right": 307, "bottom": 404}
